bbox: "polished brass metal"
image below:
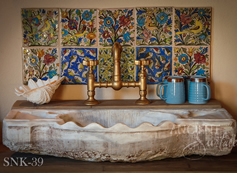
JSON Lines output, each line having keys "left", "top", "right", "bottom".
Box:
{"left": 83, "top": 41, "right": 150, "bottom": 105}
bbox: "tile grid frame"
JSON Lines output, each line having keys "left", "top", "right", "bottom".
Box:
{"left": 21, "top": 7, "right": 211, "bottom": 85}
{"left": 172, "top": 7, "right": 212, "bottom": 78}
{"left": 21, "top": 8, "right": 60, "bottom": 84}
{"left": 59, "top": 9, "right": 99, "bottom": 84}
{"left": 135, "top": 7, "right": 173, "bottom": 84}
{"left": 97, "top": 8, "right": 136, "bottom": 83}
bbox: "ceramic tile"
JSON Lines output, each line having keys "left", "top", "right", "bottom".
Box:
{"left": 136, "top": 47, "right": 172, "bottom": 84}
{"left": 99, "top": 47, "right": 135, "bottom": 82}
{"left": 22, "top": 9, "right": 59, "bottom": 46}
{"left": 174, "top": 7, "right": 211, "bottom": 45}
{"left": 61, "top": 9, "right": 97, "bottom": 46}
{"left": 136, "top": 7, "right": 172, "bottom": 45}
{"left": 98, "top": 9, "right": 135, "bottom": 47}
{"left": 23, "top": 48, "right": 59, "bottom": 85}
{"left": 61, "top": 48, "right": 97, "bottom": 84}
{"left": 173, "top": 46, "right": 210, "bottom": 77}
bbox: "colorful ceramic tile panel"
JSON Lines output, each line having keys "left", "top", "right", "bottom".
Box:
{"left": 61, "top": 9, "right": 97, "bottom": 46}
{"left": 23, "top": 48, "right": 59, "bottom": 85}
{"left": 22, "top": 9, "right": 59, "bottom": 46}
{"left": 136, "top": 7, "right": 172, "bottom": 45}
{"left": 136, "top": 47, "right": 172, "bottom": 84}
{"left": 173, "top": 47, "right": 210, "bottom": 77}
{"left": 98, "top": 9, "right": 135, "bottom": 47}
{"left": 99, "top": 47, "right": 135, "bottom": 82}
{"left": 174, "top": 8, "right": 211, "bottom": 45}
{"left": 61, "top": 48, "right": 97, "bottom": 84}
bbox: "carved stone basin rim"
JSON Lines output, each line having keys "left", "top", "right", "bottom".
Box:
{"left": 4, "top": 108, "right": 235, "bottom": 131}
{"left": 3, "top": 108, "right": 236, "bottom": 162}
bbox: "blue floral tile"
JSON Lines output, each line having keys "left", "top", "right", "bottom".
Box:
{"left": 98, "top": 8, "right": 135, "bottom": 46}
{"left": 23, "top": 48, "right": 59, "bottom": 85}
{"left": 22, "top": 8, "right": 59, "bottom": 46}
{"left": 61, "top": 48, "right": 97, "bottom": 84}
{"left": 136, "top": 47, "right": 172, "bottom": 84}
{"left": 174, "top": 7, "right": 211, "bottom": 45}
{"left": 136, "top": 7, "right": 172, "bottom": 45}
{"left": 173, "top": 46, "right": 210, "bottom": 77}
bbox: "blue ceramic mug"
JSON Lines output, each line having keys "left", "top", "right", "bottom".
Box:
{"left": 185, "top": 76, "right": 190, "bottom": 101}
{"left": 156, "top": 76, "right": 168, "bottom": 98}
{"left": 189, "top": 76, "right": 211, "bottom": 104}
{"left": 159, "top": 76, "right": 185, "bottom": 104}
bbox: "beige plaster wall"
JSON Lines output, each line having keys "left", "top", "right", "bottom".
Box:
{"left": 0, "top": 0, "right": 237, "bottom": 121}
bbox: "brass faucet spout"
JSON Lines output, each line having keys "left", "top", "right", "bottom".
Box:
{"left": 112, "top": 41, "right": 123, "bottom": 83}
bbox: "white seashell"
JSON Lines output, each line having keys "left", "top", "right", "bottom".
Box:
{"left": 15, "top": 76, "right": 64, "bottom": 104}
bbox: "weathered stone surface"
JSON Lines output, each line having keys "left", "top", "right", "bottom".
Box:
{"left": 3, "top": 108, "right": 236, "bottom": 162}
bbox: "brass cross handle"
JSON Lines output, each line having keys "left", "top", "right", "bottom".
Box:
{"left": 135, "top": 59, "right": 150, "bottom": 66}
{"left": 83, "top": 60, "right": 99, "bottom": 67}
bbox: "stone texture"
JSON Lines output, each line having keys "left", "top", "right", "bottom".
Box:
{"left": 3, "top": 108, "right": 236, "bottom": 162}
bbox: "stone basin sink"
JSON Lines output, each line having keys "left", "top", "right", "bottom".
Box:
{"left": 3, "top": 108, "right": 236, "bottom": 162}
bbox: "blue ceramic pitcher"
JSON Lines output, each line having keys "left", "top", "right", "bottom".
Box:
{"left": 156, "top": 76, "right": 168, "bottom": 98}
{"left": 159, "top": 76, "right": 185, "bottom": 104}
{"left": 189, "top": 76, "right": 211, "bottom": 104}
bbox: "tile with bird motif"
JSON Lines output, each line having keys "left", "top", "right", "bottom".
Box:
{"left": 61, "top": 9, "right": 97, "bottom": 46}
{"left": 22, "top": 9, "right": 59, "bottom": 46}
{"left": 61, "top": 48, "right": 97, "bottom": 84}
{"left": 173, "top": 46, "right": 210, "bottom": 77}
{"left": 136, "top": 47, "right": 172, "bottom": 84}
{"left": 174, "top": 7, "right": 211, "bottom": 45}
{"left": 23, "top": 48, "right": 59, "bottom": 85}
{"left": 99, "top": 47, "right": 135, "bottom": 82}
{"left": 98, "top": 8, "right": 135, "bottom": 47}
{"left": 136, "top": 7, "right": 172, "bottom": 46}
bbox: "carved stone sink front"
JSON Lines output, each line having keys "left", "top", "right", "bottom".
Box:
{"left": 3, "top": 108, "right": 236, "bottom": 162}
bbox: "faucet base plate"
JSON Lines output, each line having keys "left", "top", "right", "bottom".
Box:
{"left": 84, "top": 99, "right": 99, "bottom": 106}
{"left": 135, "top": 98, "right": 150, "bottom": 105}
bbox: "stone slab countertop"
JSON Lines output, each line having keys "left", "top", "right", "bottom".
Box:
{"left": 12, "top": 99, "right": 222, "bottom": 110}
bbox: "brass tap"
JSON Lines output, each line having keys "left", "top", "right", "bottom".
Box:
{"left": 83, "top": 41, "right": 150, "bottom": 105}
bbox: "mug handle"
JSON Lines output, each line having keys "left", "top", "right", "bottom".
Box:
{"left": 156, "top": 82, "right": 164, "bottom": 97}
{"left": 203, "top": 84, "right": 211, "bottom": 101}
{"left": 159, "top": 84, "right": 168, "bottom": 100}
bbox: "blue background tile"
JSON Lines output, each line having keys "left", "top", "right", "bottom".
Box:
{"left": 136, "top": 47, "right": 172, "bottom": 84}
{"left": 61, "top": 48, "right": 97, "bottom": 84}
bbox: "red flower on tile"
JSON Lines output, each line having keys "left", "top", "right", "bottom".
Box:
{"left": 204, "top": 21, "right": 210, "bottom": 28}
{"left": 194, "top": 53, "right": 206, "bottom": 64}
{"left": 180, "top": 14, "right": 192, "bottom": 25}
{"left": 177, "top": 67, "right": 184, "bottom": 75}
{"left": 142, "top": 29, "right": 152, "bottom": 43}
{"left": 163, "top": 24, "right": 171, "bottom": 34}
{"left": 88, "top": 21, "right": 94, "bottom": 28}
{"left": 48, "top": 33, "right": 53, "bottom": 41}
{"left": 68, "top": 20, "right": 78, "bottom": 30}
{"left": 119, "top": 15, "right": 131, "bottom": 26}
{"left": 24, "top": 38, "right": 28, "bottom": 44}
{"left": 102, "top": 31, "right": 110, "bottom": 39}
{"left": 29, "top": 69, "right": 34, "bottom": 77}
{"left": 44, "top": 54, "right": 56, "bottom": 65}
{"left": 47, "top": 11, "right": 53, "bottom": 18}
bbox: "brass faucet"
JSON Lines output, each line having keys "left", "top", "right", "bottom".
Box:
{"left": 83, "top": 41, "right": 150, "bottom": 105}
